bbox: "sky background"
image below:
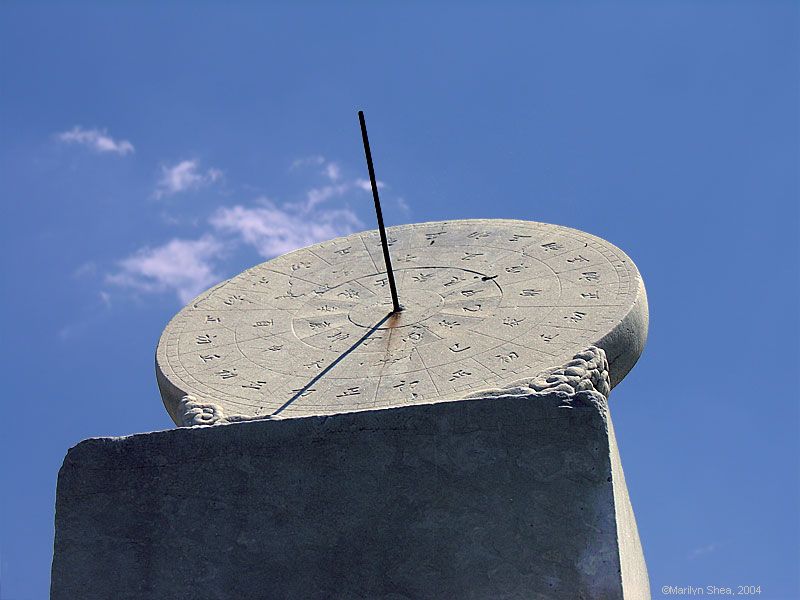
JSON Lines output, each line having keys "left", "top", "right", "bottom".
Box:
{"left": 1, "top": 2, "right": 798, "bottom": 598}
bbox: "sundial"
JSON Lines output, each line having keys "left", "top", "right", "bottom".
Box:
{"left": 156, "top": 114, "right": 648, "bottom": 425}
{"left": 53, "top": 113, "right": 652, "bottom": 599}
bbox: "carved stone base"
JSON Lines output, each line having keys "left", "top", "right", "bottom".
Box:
{"left": 51, "top": 390, "right": 649, "bottom": 599}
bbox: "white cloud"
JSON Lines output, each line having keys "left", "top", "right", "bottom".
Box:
{"left": 211, "top": 199, "right": 362, "bottom": 258}
{"left": 291, "top": 156, "right": 384, "bottom": 200}
{"left": 354, "top": 178, "right": 385, "bottom": 192}
{"left": 291, "top": 156, "right": 344, "bottom": 182}
{"left": 300, "top": 183, "right": 350, "bottom": 212}
{"left": 104, "top": 153, "right": 379, "bottom": 305}
{"left": 290, "top": 155, "right": 325, "bottom": 170}
{"left": 155, "top": 160, "right": 223, "bottom": 198}
{"left": 323, "top": 162, "right": 341, "bottom": 181}
{"left": 107, "top": 236, "right": 223, "bottom": 303}
{"left": 57, "top": 126, "right": 134, "bottom": 155}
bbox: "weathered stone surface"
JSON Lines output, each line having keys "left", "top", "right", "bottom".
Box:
{"left": 156, "top": 219, "right": 649, "bottom": 423}
{"left": 51, "top": 390, "right": 649, "bottom": 599}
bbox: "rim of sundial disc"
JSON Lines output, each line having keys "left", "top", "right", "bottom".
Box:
{"left": 156, "top": 219, "right": 648, "bottom": 425}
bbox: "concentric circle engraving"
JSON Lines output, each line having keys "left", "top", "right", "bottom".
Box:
{"left": 156, "top": 219, "right": 647, "bottom": 422}
{"left": 346, "top": 288, "right": 442, "bottom": 330}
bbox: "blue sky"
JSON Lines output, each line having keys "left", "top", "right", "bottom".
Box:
{"left": 1, "top": 2, "right": 798, "bottom": 598}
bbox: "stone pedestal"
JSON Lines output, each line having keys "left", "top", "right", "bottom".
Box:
{"left": 51, "top": 390, "right": 649, "bottom": 599}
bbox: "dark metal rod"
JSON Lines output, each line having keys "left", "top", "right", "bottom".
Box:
{"left": 358, "top": 110, "right": 402, "bottom": 313}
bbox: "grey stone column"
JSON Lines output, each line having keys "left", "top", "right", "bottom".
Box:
{"left": 51, "top": 386, "right": 649, "bottom": 599}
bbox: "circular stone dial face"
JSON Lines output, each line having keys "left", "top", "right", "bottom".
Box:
{"left": 157, "top": 219, "right": 645, "bottom": 422}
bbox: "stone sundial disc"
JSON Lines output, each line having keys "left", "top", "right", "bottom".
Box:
{"left": 156, "top": 219, "right": 648, "bottom": 424}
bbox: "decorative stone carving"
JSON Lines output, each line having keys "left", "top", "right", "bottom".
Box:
{"left": 528, "top": 345, "right": 611, "bottom": 397}
{"left": 178, "top": 396, "right": 227, "bottom": 427}
{"left": 178, "top": 395, "right": 269, "bottom": 427}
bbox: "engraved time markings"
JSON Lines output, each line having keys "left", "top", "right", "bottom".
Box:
{"left": 201, "top": 283, "right": 309, "bottom": 311}
{"left": 413, "top": 333, "right": 505, "bottom": 369}
{"left": 542, "top": 246, "right": 609, "bottom": 274}
{"left": 477, "top": 343, "right": 554, "bottom": 379}
{"left": 292, "top": 297, "right": 360, "bottom": 319}
{"left": 237, "top": 346, "right": 402, "bottom": 409}
{"left": 324, "top": 277, "right": 382, "bottom": 302}
{"left": 379, "top": 323, "right": 443, "bottom": 351}
{"left": 497, "top": 275, "right": 560, "bottom": 308}
{"left": 399, "top": 266, "right": 497, "bottom": 293}
{"left": 275, "top": 379, "right": 386, "bottom": 416}
{"left": 307, "top": 243, "right": 383, "bottom": 278}
{"left": 549, "top": 244, "right": 621, "bottom": 286}
{"left": 408, "top": 246, "right": 518, "bottom": 274}
{"left": 300, "top": 325, "right": 361, "bottom": 353}
{"left": 405, "top": 224, "right": 451, "bottom": 248}
{"left": 596, "top": 244, "right": 635, "bottom": 299}
{"left": 292, "top": 313, "right": 353, "bottom": 340}
{"left": 272, "top": 377, "right": 384, "bottom": 413}
{"left": 494, "top": 258, "right": 556, "bottom": 286}
{"left": 360, "top": 230, "right": 413, "bottom": 270}
{"left": 376, "top": 369, "right": 440, "bottom": 406}
{"left": 243, "top": 336, "right": 339, "bottom": 378}
{"left": 180, "top": 308, "right": 293, "bottom": 332}
{"left": 177, "top": 355, "right": 276, "bottom": 409}
{"left": 536, "top": 309, "right": 606, "bottom": 333}
{"left": 177, "top": 314, "right": 290, "bottom": 353}
{"left": 465, "top": 306, "right": 557, "bottom": 344}
{"left": 500, "top": 279, "right": 624, "bottom": 308}
{"left": 238, "top": 260, "right": 328, "bottom": 284}
{"left": 179, "top": 326, "right": 244, "bottom": 356}
{"left": 437, "top": 292, "right": 503, "bottom": 317}
{"left": 405, "top": 224, "right": 484, "bottom": 250}
{"left": 521, "top": 233, "right": 588, "bottom": 260}
{"left": 412, "top": 313, "right": 559, "bottom": 367}
{"left": 567, "top": 232, "right": 633, "bottom": 293}
{"left": 429, "top": 357, "right": 497, "bottom": 394}
{"left": 556, "top": 277, "right": 624, "bottom": 305}
{"left": 439, "top": 275, "right": 502, "bottom": 301}
{"left": 234, "top": 266, "right": 326, "bottom": 290}
{"left": 174, "top": 340, "right": 290, "bottom": 399}
{"left": 404, "top": 224, "right": 550, "bottom": 252}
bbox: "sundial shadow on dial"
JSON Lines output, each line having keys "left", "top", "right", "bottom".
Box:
{"left": 272, "top": 312, "right": 392, "bottom": 416}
